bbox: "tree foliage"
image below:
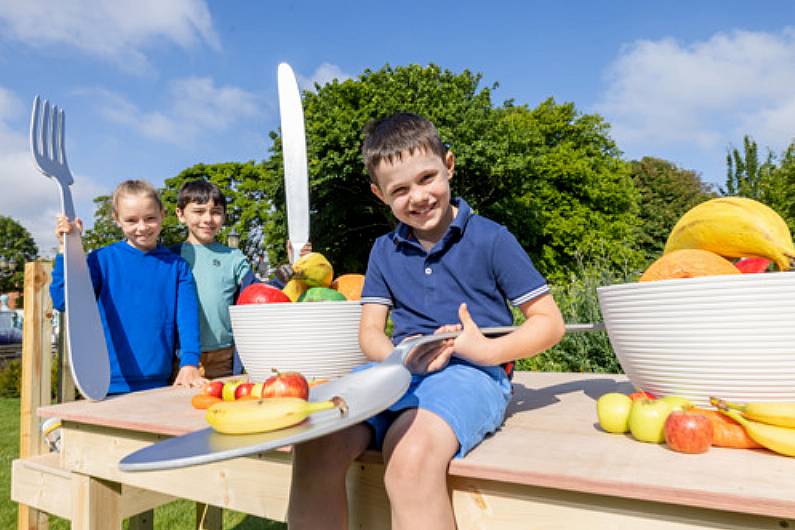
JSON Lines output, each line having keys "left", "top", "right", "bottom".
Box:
{"left": 630, "top": 157, "right": 715, "bottom": 263}
{"left": 724, "top": 135, "right": 795, "bottom": 235}
{"left": 0, "top": 216, "right": 38, "bottom": 292}
{"left": 82, "top": 195, "right": 122, "bottom": 252}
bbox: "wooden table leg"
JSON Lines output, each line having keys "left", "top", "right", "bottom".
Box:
{"left": 71, "top": 474, "right": 122, "bottom": 530}
{"left": 196, "top": 503, "right": 222, "bottom": 530}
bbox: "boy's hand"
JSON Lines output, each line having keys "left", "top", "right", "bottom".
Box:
{"left": 403, "top": 325, "right": 459, "bottom": 374}
{"left": 286, "top": 241, "right": 313, "bottom": 263}
{"left": 452, "top": 303, "right": 491, "bottom": 365}
{"left": 173, "top": 365, "right": 208, "bottom": 388}
{"left": 55, "top": 215, "right": 84, "bottom": 252}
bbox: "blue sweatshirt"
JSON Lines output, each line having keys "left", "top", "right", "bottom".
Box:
{"left": 50, "top": 242, "right": 201, "bottom": 393}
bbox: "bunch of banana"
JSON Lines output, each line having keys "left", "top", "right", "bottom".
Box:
{"left": 711, "top": 397, "right": 795, "bottom": 457}
{"left": 665, "top": 197, "right": 795, "bottom": 271}
{"left": 206, "top": 396, "right": 347, "bottom": 435}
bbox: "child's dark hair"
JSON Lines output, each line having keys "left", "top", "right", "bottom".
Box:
{"left": 362, "top": 112, "right": 446, "bottom": 184}
{"left": 177, "top": 179, "right": 227, "bottom": 212}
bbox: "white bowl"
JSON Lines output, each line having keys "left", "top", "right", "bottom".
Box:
{"left": 597, "top": 272, "right": 795, "bottom": 407}
{"left": 230, "top": 301, "right": 367, "bottom": 381}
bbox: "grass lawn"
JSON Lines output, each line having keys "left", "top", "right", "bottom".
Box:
{"left": 0, "top": 398, "right": 286, "bottom": 529}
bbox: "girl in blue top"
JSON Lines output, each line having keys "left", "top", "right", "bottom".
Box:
{"left": 50, "top": 180, "right": 205, "bottom": 393}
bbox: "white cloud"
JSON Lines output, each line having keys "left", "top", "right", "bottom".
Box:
{"left": 0, "top": 87, "right": 106, "bottom": 256}
{"left": 0, "top": 0, "right": 219, "bottom": 74}
{"left": 88, "top": 77, "right": 260, "bottom": 146}
{"left": 298, "top": 63, "right": 352, "bottom": 92}
{"left": 595, "top": 28, "right": 795, "bottom": 180}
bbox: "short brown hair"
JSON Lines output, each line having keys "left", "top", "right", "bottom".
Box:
{"left": 177, "top": 179, "right": 227, "bottom": 212}
{"left": 362, "top": 113, "right": 446, "bottom": 184}
{"left": 111, "top": 180, "right": 163, "bottom": 217}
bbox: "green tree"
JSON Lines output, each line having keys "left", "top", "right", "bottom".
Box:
{"left": 724, "top": 135, "right": 795, "bottom": 235}
{"left": 484, "top": 101, "right": 644, "bottom": 280}
{"left": 629, "top": 157, "right": 715, "bottom": 262}
{"left": 270, "top": 64, "right": 641, "bottom": 279}
{"left": 725, "top": 135, "right": 775, "bottom": 199}
{"left": 82, "top": 195, "right": 122, "bottom": 251}
{"left": 0, "top": 216, "right": 38, "bottom": 292}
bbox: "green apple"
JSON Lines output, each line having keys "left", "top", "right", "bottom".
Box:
{"left": 251, "top": 382, "right": 264, "bottom": 398}
{"left": 659, "top": 395, "right": 693, "bottom": 412}
{"left": 222, "top": 380, "right": 243, "bottom": 401}
{"left": 596, "top": 393, "right": 633, "bottom": 433}
{"left": 628, "top": 398, "right": 674, "bottom": 443}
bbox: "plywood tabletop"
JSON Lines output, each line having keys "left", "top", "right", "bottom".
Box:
{"left": 37, "top": 372, "right": 795, "bottom": 519}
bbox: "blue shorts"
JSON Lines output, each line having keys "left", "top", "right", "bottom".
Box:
{"left": 355, "top": 358, "right": 513, "bottom": 458}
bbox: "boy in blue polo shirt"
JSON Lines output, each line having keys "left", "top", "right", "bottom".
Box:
{"left": 288, "top": 113, "right": 565, "bottom": 530}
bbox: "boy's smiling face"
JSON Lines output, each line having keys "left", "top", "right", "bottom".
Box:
{"left": 177, "top": 200, "right": 225, "bottom": 245}
{"left": 371, "top": 148, "right": 456, "bottom": 246}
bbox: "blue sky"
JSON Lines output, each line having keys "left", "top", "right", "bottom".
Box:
{"left": 1, "top": 1, "right": 794, "bottom": 254}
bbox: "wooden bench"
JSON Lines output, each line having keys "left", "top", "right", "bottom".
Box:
{"left": 12, "top": 371, "right": 795, "bottom": 529}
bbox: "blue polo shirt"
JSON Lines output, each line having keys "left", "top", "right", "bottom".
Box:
{"left": 361, "top": 198, "right": 549, "bottom": 345}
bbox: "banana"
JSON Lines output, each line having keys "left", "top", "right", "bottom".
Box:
{"left": 712, "top": 397, "right": 795, "bottom": 428}
{"left": 292, "top": 252, "right": 334, "bottom": 288}
{"left": 282, "top": 278, "right": 308, "bottom": 302}
{"left": 206, "top": 396, "right": 347, "bottom": 435}
{"left": 716, "top": 408, "right": 795, "bottom": 457}
{"left": 664, "top": 197, "right": 795, "bottom": 270}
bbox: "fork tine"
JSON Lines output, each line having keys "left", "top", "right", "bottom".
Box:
{"left": 30, "top": 96, "right": 41, "bottom": 160}
{"left": 55, "top": 108, "right": 72, "bottom": 184}
{"left": 42, "top": 101, "right": 51, "bottom": 160}
{"left": 49, "top": 105, "right": 58, "bottom": 163}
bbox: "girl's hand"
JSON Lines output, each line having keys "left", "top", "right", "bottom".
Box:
{"left": 55, "top": 215, "right": 84, "bottom": 252}
{"left": 173, "top": 365, "right": 208, "bottom": 388}
{"left": 452, "top": 303, "right": 491, "bottom": 365}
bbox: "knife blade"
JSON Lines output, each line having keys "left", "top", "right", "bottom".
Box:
{"left": 277, "top": 63, "right": 310, "bottom": 264}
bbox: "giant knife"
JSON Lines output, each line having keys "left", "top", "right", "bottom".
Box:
{"left": 277, "top": 63, "right": 309, "bottom": 264}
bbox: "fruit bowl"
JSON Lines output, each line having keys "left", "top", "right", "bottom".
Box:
{"left": 597, "top": 272, "right": 795, "bottom": 407}
{"left": 229, "top": 301, "right": 366, "bottom": 381}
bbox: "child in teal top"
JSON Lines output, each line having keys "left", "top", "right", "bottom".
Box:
{"left": 173, "top": 179, "right": 311, "bottom": 378}
{"left": 173, "top": 180, "right": 251, "bottom": 379}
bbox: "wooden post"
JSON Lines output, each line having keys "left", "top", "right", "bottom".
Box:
{"left": 18, "top": 261, "right": 54, "bottom": 530}
{"left": 56, "top": 312, "right": 76, "bottom": 403}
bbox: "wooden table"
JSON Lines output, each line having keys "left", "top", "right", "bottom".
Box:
{"left": 12, "top": 372, "right": 795, "bottom": 529}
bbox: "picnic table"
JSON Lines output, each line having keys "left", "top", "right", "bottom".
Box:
{"left": 12, "top": 371, "right": 795, "bottom": 529}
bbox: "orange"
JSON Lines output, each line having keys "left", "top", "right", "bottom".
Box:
{"left": 331, "top": 274, "right": 365, "bottom": 301}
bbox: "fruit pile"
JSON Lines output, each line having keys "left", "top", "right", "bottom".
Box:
{"left": 596, "top": 391, "right": 795, "bottom": 457}
{"left": 237, "top": 252, "right": 365, "bottom": 304}
{"left": 192, "top": 370, "right": 342, "bottom": 434}
{"left": 640, "top": 197, "right": 795, "bottom": 281}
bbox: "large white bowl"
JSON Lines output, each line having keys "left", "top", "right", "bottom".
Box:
{"left": 597, "top": 272, "right": 795, "bottom": 407}
{"left": 230, "top": 301, "right": 367, "bottom": 381}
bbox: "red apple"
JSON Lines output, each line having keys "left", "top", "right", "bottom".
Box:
{"left": 734, "top": 257, "right": 771, "bottom": 274}
{"left": 200, "top": 380, "right": 224, "bottom": 399}
{"left": 628, "top": 391, "right": 657, "bottom": 401}
{"left": 664, "top": 410, "right": 714, "bottom": 453}
{"left": 237, "top": 283, "right": 291, "bottom": 305}
{"left": 234, "top": 383, "right": 255, "bottom": 400}
{"left": 261, "top": 369, "right": 309, "bottom": 400}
